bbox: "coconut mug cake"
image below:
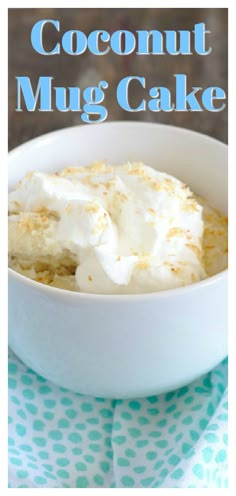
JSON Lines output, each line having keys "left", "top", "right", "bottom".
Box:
{"left": 8, "top": 161, "right": 228, "bottom": 294}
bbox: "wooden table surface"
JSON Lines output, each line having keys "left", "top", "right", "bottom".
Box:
{"left": 9, "top": 8, "right": 227, "bottom": 150}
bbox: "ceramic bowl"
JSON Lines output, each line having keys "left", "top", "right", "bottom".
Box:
{"left": 8, "top": 122, "right": 228, "bottom": 398}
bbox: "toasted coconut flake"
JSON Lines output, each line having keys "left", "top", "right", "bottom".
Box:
{"left": 84, "top": 203, "right": 100, "bottom": 214}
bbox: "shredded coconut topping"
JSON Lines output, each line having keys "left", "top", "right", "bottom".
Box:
{"left": 8, "top": 162, "right": 227, "bottom": 294}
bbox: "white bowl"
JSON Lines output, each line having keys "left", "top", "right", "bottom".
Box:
{"left": 8, "top": 122, "right": 228, "bottom": 398}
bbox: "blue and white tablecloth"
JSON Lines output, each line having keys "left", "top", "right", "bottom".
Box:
{"left": 8, "top": 349, "right": 228, "bottom": 488}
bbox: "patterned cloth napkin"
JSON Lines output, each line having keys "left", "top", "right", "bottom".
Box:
{"left": 8, "top": 349, "right": 228, "bottom": 488}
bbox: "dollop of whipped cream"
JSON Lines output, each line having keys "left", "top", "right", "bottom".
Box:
{"left": 8, "top": 162, "right": 207, "bottom": 293}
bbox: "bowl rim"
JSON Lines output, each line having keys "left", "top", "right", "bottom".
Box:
{"left": 8, "top": 120, "right": 228, "bottom": 301}
{"left": 8, "top": 266, "right": 227, "bottom": 302}
{"left": 8, "top": 120, "right": 228, "bottom": 160}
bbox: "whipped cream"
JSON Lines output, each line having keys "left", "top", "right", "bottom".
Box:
{"left": 8, "top": 162, "right": 207, "bottom": 294}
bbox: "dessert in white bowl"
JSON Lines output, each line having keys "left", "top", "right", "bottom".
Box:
{"left": 8, "top": 162, "right": 227, "bottom": 294}
{"left": 8, "top": 122, "right": 228, "bottom": 398}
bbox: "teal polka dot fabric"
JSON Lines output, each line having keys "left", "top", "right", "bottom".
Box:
{"left": 8, "top": 349, "right": 228, "bottom": 488}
